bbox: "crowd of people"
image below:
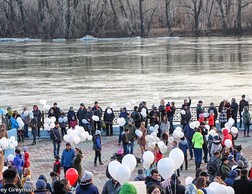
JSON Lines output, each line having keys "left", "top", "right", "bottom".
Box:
{"left": 0, "top": 94, "right": 252, "bottom": 193}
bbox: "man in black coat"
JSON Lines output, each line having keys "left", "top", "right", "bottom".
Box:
{"left": 239, "top": 94, "right": 249, "bottom": 128}
{"left": 233, "top": 169, "right": 252, "bottom": 194}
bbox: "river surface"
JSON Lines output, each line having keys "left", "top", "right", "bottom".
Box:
{"left": 1, "top": 37, "right": 252, "bottom": 111}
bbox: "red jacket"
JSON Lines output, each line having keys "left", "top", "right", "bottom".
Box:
{"left": 222, "top": 128, "right": 233, "bottom": 147}
{"left": 208, "top": 115, "right": 215, "bottom": 126}
{"left": 23, "top": 152, "right": 30, "bottom": 169}
{"left": 155, "top": 151, "right": 163, "bottom": 163}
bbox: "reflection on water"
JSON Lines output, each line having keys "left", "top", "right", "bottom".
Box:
{"left": 0, "top": 37, "right": 252, "bottom": 110}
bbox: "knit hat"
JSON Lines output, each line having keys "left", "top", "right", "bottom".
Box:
{"left": 23, "top": 146, "right": 28, "bottom": 152}
{"left": 228, "top": 170, "right": 238, "bottom": 178}
{"left": 81, "top": 171, "right": 93, "bottom": 182}
{"left": 95, "top": 130, "right": 101, "bottom": 135}
{"left": 119, "top": 183, "right": 137, "bottom": 194}
{"left": 23, "top": 177, "right": 36, "bottom": 190}
{"left": 221, "top": 157, "right": 228, "bottom": 162}
{"left": 38, "top": 175, "right": 47, "bottom": 183}
{"left": 36, "top": 179, "right": 46, "bottom": 189}
{"left": 228, "top": 154, "right": 234, "bottom": 161}
{"left": 53, "top": 180, "right": 65, "bottom": 191}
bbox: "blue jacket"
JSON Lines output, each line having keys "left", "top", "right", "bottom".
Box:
{"left": 183, "top": 124, "right": 195, "bottom": 142}
{"left": 13, "top": 154, "right": 24, "bottom": 172}
{"left": 61, "top": 148, "right": 75, "bottom": 167}
{"left": 93, "top": 135, "right": 101, "bottom": 151}
{"left": 76, "top": 182, "right": 99, "bottom": 194}
{"left": 179, "top": 140, "right": 188, "bottom": 156}
{"left": 10, "top": 117, "right": 19, "bottom": 129}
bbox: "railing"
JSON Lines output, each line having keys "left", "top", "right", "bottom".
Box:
{"left": 1, "top": 105, "right": 250, "bottom": 127}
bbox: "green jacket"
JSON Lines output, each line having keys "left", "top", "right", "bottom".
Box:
{"left": 220, "top": 163, "right": 231, "bottom": 179}
{"left": 192, "top": 132, "right": 204, "bottom": 148}
{"left": 125, "top": 124, "right": 136, "bottom": 142}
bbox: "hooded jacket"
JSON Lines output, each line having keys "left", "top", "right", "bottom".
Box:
{"left": 222, "top": 129, "right": 233, "bottom": 147}
{"left": 76, "top": 181, "right": 99, "bottom": 194}
{"left": 184, "top": 124, "right": 195, "bottom": 142}
{"left": 225, "top": 170, "right": 238, "bottom": 186}
{"left": 192, "top": 132, "right": 204, "bottom": 148}
{"left": 61, "top": 148, "right": 75, "bottom": 168}
{"left": 243, "top": 106, "right": 251, "bottom": 124}
{"left": 179, "top": 140, "right": 188, "bottom": 155}
{"left": 13, "top": 154, "right": 24, "bottom": 172}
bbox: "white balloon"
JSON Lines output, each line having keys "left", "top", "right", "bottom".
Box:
{"left": 169, "top": 148, "right": 185, "bottom": 169}
{"left": 168, "top": 136, "right": 174, "bottom": 143}
{"left": 205, "top": 125, "right": 210, "bottom": 130}
{"left": 228, "top": 118, "right": 235, "bottom": 125}
{"left": 153, "top": 136, "right": 160, "bottom": 144}
{"left": 209, "top": 182, "right": 219, "bottom": 189}
{"left": 173, "top": 130, "right": 179, "bottom": 139}
{"left": 204, "top": 187, "right": 215, "bottom": 194}
{"left": 44, "top": 118, "right": 51, "bottom": 124}
{"left": 203, "top": 112, "right": 209, "bottom": 118}
{"left": 160, "top": 145, "right": 168, "bottom": 154}
{"left": 231, "top": 127, "right": 238, "bottom": 134}
{"left": 209, "top": 129, "right": 216, "bottom": 136}
{"left": 189, "top": 122, "right": 195, "bottom": 129}
{"left": 116, "top": 166, "right": 131, "bottom": 185}
{"left": 143, "top": 151, "right": 155, "bottom": 164}
{"left": 39, "top": 99, "right": 47, "bottom": 105}
{"left": 82, "top": 119, "right": 89, "bottom": 124}
{"left": 149, "top": 126, "right": 155, "bottom": 132}
{"left": 107, "top": 109, "right": 112, "bottom": 114}
{"left": 44, "top": 124, "right": 50, "bottom": 131}
{"left": 50, "top": 117, "right": 56, "bottom": 123}
{"left": 157, "top": 141, "right": 165, "bottom": 148}
{"left": 92, "top": 115, "right": 99, "bottom": 122}
{"left": 9, "top": 143, "right": 15, "bottom": 149}
{"left": 87, "top": 135, "right": 93, "bottom": 141}
{"left": 145, "top": 135, "right": 154, "bottom": 142}
{"left": 73, "top": 136, "right": 81, "bottom": 144}
{"left": 13, "top": 141, "right": 18, "bottom": 147}
{"left": 225, "top": 122, "right": 233, "bottom": 129}
{"left": 108, "top": 161, "right": 122, "bottom": 180}
{"left": 143, "top": 162, "right": 150, "bottom": 169}
{"left": 157, "top": 158, "right": 174, "bottom": 179}
{"left": 63, "top": 134, "right": 70, "bottom": 142}
{"left": 148, "top": 142, "right": 156, "bottom": 149}
{"left": 63, "top": 117, "right": 67, "bottom": 122}
{"left": 137, "top": 131, "right": 143, "bottom": 138}
{"left": 154, "top": 124, "right": 159, "bottom": 130}
{"left": 50, "top": 123, "right": 55, "bottom": 128}
{"left": 224, "top": 139, "right": 232, "bottom": 148}
{"left": 175, "top": 126, "right": 182, "bottom": 132}
{"left": 194, "top": 121, "right": 200, "bottom": 128}
{"left": 58, "top": 118, "right": 63, "bottom": 123}
{"left": 10, "top": 136, "right": 15, "bottom": 142}
{"left": 24, "top": 111, "right": 28, "bottom": 117}
{"left": 178, "top": 131, "right": 184, "bottom": 138}
{"left": 122, "top": 154, "right": 137, "bottom": 172}
{"left": 7, "top": 154, "right": 14, "bottom": 161}
{"left": 215, "top": 184, "right": 228, "bottom": 194}
{"left": 180, "top": 110, "right": 186, "bottom": 115}
{"left": 185, "top": 177, "right": 194, "bottom": 185}
{"left": 151, "top": 131, "right": 157, "bottom": 137}
{"left": 43, "top": 104, "right": 50, "bottom": 111}
{"left": 117, "top": 118, "right": 126, "bottom": 126}
{"left": 226, "top": 186, "right": 234, "bottom": 194}
{"left": 68, "top": 135, "right": 74, "bottom": 144}
{"left": 135, "top": 129, "right": 140, "bottom": 136}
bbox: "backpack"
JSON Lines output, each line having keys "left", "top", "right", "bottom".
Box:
{"left": 207, "top": 159, "right": 217, "bottom": 175}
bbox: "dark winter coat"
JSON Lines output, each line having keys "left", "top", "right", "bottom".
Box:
{"left": 233, "top": 176, "right": 252, "bottom": 194}
{"left": 239, "top": 99, "right": 249, "bottom": 113}
{"left": 67, "top": 110, "right": 76, "bottom": 122}
{"left": 50, "top": 127, "right": 62, "bottom": 143}
{"left": 73, "top": 154, "right": 83, "bottom": 180}
{"left": 61, "top": 148, "right": 75, "bottom": 168}
{"left": 179, "top": 140, "right": 188, "bottom": 156}
{"left": 76, "top": 182, "right": 99, "bottom": 194}
{"left": 101, "top": 179, "right": 120, "bottom": 194}
{"left": 92, "top": 106, "right": 102, "bottom": 119}
{"left": 33, "top": 109, "right": 42, "bottom": 123}
{"left": 231, "top": 102, "right": 238, "bottom": 118}
{"left": 77, "top": 108, "right": 87, "bottom": 124}
{"left": 48, "top": 107, "right": 61, "bottom": 120}
{"left": 30, "top": 118, "right": 38, "bottom": 136}
{"left": 145, "top": 176, "right": 161, "bottom": 189}
{"left": 93, "top": 135, "right": 101, "bottom": 151}
{"left": 104, "top": 109, "right": 115, "bottom": 124}
{"left": 183, "top": 124, "right": 195, "bottom": 142}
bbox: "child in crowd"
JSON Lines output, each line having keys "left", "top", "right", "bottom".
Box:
{"left": 122, "top": 128, "right": 130, "bottom": 155}
{"left": 69, "top": 116, "right": 78, "bottom": 129}
{"left": 21, "top": 168, "right": 31, "bottom": 187}
{"left": 93, "top": 130, "right": 103, "bottom": 166}
{"left": 53, "top": 155, "right": 61, "bottom": 179}
{"left": 50, "top": 171, "right": 59, "bottom": 191}
{"left": 154, "top": 145, "right": 162, "bottom": 165}
{"left": 208, "top": 111, "right": 215, "bottom": 128}
{"left": 179, "top": 137, "right": 188, "bottom": 170}
{"left": 23, "top": 146, "right": 30, "bottom": 171}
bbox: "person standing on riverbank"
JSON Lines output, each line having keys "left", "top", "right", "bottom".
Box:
{"left": 77, "top": 103, "right": 87, "bottom": 129}
{"left": 92, "top": 101, "right": 102, "bottom": 133}
{"left": 239, "top": 95, "right": 249, "bottom": 129}
{"left": 125, "top": 119, "right": 137, "bottom": 154}
{"left": 231, "top": 98, "right": 239, "bottom": 128}
{"left": 21, "top": 107, "right": 30, "bottom": 139}
{"left": 104, "top": 107, "right": 115, "bottom": 136}
{"left": 48, "top": 103, "right": 61, "bottom": 122}
{"left": 50, "top": 122, "right": 62, "bottom": 158}
{"left": 167, "top": 101, "right": 176, "bottom": 134}
{"left": 32, "top": 105, "right": 42, "bottom": 137}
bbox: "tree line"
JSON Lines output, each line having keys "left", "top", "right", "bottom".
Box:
{"left": 0, "top": 0, "right": 252, "bottom": 39}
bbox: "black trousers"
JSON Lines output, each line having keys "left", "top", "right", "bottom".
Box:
{"left": 106, "top": 124, "right": 113, "bottom": 136}
{"left": 94, "top": 150, "right": 101, "bottom": 164}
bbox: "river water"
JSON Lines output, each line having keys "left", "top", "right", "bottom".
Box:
{"left": 1, "top": 37, "right": 252, "bottom": 111}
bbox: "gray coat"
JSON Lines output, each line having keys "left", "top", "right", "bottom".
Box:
{"left": 102, "top": 179, "right": 120, "bottom": 194}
